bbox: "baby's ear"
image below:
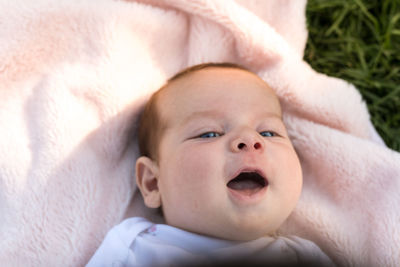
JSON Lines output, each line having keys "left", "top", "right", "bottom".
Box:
{"left": 135, "top": 156, "right": 161, "bottom": 209}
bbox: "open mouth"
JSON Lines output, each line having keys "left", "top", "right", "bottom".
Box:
{"left": 227, "top": 171, "right": 268, "bottom": 196}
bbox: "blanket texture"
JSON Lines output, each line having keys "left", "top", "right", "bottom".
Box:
{"left": 1, "top": 0, "right": 399, "bottom": 266}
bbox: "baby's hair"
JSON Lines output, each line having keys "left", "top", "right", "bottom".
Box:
{"left": 138, "top": 62, "right": 250, "bottom": 161}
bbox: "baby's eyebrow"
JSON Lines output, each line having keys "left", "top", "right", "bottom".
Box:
{"left": 257, "top": 111, "right": 282, "bottom": 120}
{"left": 181, "top": 110, "right": 283, "bottom": 127}
{"left": 181, "top": 110, "right": 223, "bottom": 125}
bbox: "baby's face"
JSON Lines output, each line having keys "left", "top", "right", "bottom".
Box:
{"left": 147, "top": 67, "right": 302, "bottom": 241}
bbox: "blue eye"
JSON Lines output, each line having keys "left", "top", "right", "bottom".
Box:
{"left": 260, "top": 131, "right": 276, "bottom": 137}
{"left": 198, "top": 132, "right": 221, "bottom": 138}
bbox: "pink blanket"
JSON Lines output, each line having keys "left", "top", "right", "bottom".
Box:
{"left": 1, "top": 0, "right": 399, "bottom": 266}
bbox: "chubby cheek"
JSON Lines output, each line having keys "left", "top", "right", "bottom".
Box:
{"left": 175, "top": 147, "right": 214, "bottom": 184}
{"left": 266, "top": 143, "right": 302, "bottom": 196}
{"left": 159, "top": 144, "right": 221, "bottom": 211}
{"left": 279, "top": 149, "right": 303, "bottom": 203}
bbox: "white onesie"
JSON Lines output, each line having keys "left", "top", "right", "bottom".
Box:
{"left": 87, "top": 217, "right": 335, "bottom": 267}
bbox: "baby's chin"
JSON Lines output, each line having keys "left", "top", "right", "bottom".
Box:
{"left": 193, "top": 222, "right": 279, "bottom": 242}
{"left": 214, "top": 228, "right": 275, "bottom": 242}
{"left": 217, "top": 216, "right": 286, "bottom": 241}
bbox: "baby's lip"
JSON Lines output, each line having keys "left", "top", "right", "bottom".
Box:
{"left": 228, "top": 168, "right": 268, "bottom": 185}
{"left": 227, "top": 168, "right": 268, "bottom": 192}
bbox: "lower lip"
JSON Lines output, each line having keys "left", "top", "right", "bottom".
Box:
{"left": 227, "top": 186, "right": 268, "bottom": 204}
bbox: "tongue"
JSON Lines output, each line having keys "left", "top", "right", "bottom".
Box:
{"left": 227, "top": 179, "right": 262, "bottom": 191}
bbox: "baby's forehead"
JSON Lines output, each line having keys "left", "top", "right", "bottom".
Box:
{"left": 160, "top": 67, "right": 277, "bottom": 99}
{"left": 156, "top": 67, "right": 282, "bottom": 124}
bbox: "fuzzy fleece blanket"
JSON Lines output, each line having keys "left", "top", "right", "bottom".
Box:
{"left": 1, "top": 0, "right": 399, "bottom": 266}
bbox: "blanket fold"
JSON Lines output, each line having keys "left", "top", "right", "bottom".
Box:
{"left": 0, "top": 0, "right": 399, "bottom": 266}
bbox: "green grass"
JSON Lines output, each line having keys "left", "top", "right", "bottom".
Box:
{"left": 304, "top": 0, "right": 400, "bottom": 152}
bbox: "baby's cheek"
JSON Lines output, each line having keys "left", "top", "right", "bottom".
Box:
{"left": 283, "top": 152, "right": 303, "bottom": 199}
{"left": 177, "top": 149, "right": 213, "bottom": 181}
{"left": 271, "top": 146, "right": 302, "bottom": 194}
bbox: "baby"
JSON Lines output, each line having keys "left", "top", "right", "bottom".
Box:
{"left": 87, "top": 63, "right": 335, "bottom": 266}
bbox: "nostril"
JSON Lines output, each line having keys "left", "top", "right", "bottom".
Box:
{"left": 238, "top": 143, "right": 246, "bottom": 149}
{"left": 254, "top": 142, "right": 261, "bottom": 149}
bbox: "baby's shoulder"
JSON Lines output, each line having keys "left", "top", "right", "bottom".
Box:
{"left": 86, "top": 217, "right": 155, "bottom": 267}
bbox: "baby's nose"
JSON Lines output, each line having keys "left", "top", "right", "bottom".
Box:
{"left": 230, "top": 130, "right": 264, "bottom": 153}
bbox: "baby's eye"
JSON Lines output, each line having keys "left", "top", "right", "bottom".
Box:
{"left": 260, "top": 131, "right": 276, "bottom": 137}
{"left": 198, "top": 132, "right": 222, "bottom": 138}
